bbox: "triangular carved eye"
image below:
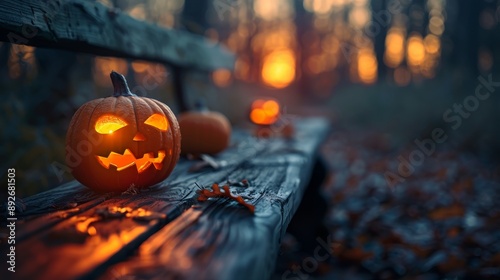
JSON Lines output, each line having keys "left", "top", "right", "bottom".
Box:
{"left": 144, "top": 113, "right": 168, "bottom": 131}
{"left": 95, "top": 115, "right": 128, "bottom": 134}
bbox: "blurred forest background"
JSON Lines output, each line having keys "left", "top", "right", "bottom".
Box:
{"left": 1, "top": 0, "right": 500, "bottom": 197}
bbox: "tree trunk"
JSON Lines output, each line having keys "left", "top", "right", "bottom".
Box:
{"left": 371, "top": 0, "right": 388, "bottom": 81}
{"left": 182, "top": 0, "right": 209, "bottom": 35}
{"left": 294, "top": 0, "right": 312, "bottom": 98}
{"left": 448, "top": 0, "right": 482, "bottom": 86}
{"left": 0, "top": 43, "right": 10, "bottom": 82}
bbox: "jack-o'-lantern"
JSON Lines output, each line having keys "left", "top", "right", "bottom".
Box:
{"left": 178, "top": 102, "right": 231, "bottom": 155}
{"left": 249, "top": 99, "right": 280, "bottom": 125}
{"left": 66, "top": 71, "right": 181, "bottom": 192}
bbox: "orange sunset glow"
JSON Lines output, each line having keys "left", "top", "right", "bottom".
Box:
{"left": 262, "top": 49, "right": 296, "bottom": 88}
{"left": 87, "top": 0, "right": 447, "bottom": 92}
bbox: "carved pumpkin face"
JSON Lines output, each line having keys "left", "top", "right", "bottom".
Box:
{"left": 66, "top": 71, "right": 181, "bottom": 192}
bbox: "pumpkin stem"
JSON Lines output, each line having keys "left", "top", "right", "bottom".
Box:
{"left": 110, "top": 71, "right": 136, "bottom": 97}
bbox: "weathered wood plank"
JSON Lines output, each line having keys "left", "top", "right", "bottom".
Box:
{"left": 0, "top": 0, "right": 234, "bottom": 70}
{"left": 101, "top": 118, "right": 330, "bottom": 280}
{"left": 5, "top": 118, "right": 329, "bottom": 280}
{"left": 12, "top": 131, "right": 260, "bottom": 241}
{"left": 104, "top": 167, "right": 293, "bottom": 280}
{"left": 8, "top": 132, "right": 268, "bottom": 280}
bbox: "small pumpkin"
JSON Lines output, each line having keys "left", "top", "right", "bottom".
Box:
{"left": 66, "top": 71, "right": 181, "bottom": 192}
{"left": 178, "top": 102, "right": 231, "bottom": 155}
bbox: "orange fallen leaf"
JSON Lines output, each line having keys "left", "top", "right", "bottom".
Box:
{"left": 197, "top": 183, "right": 255, "bottom": 214}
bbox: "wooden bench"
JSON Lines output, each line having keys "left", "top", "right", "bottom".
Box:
{"left": 6, "top": 118, "right": 329, "bottom": 280}
{"left": 0, "top": 0, "right": 234, "bottom": 111}
{"left": 1, "top": 1, "right": 330, "bottom": 279}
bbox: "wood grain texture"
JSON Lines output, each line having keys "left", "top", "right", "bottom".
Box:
{"left": 0, "top": 0, "right": 234, "bottom": 70}
{"left": 3, "top": 118, "right": 329, "bottom": 280}
{"left": 102, "top": 118, "right": 330, "bottom": 280}
{"left": 6, "top": 131, "right": 267, "bottom": 280}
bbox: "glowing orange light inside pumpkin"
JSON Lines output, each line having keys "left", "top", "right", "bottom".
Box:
{"left": 97, "top": 149, "right": 166, "bottom": 173}
{"left": 144, "top": 113, "right": 168, "bottom": 131}
{"left": 262, "top": 100, "right": 280, "bottom": 116}
{"left": 250, "top": 99, "right": 280, "bottom": 125}
{"left": 95, "top": 115, "right": 128, "bottom": 134}
{"left": 93, "top": 113, "right": 170, "bottom": 173}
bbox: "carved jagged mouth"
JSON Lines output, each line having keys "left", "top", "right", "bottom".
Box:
{"left": 96, "top": 149, "right": 166, "bottom": 173}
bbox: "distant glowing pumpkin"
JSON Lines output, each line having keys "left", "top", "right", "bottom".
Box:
{"left": 66, "top": 71, "right": 181, "bottom": 192}
{"left": 250, "top": 99, "right": 280, "bottom": 125}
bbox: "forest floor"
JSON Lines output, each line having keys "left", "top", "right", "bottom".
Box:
{"left": 274, "top": 127, "right": 500, "bottom": 280}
